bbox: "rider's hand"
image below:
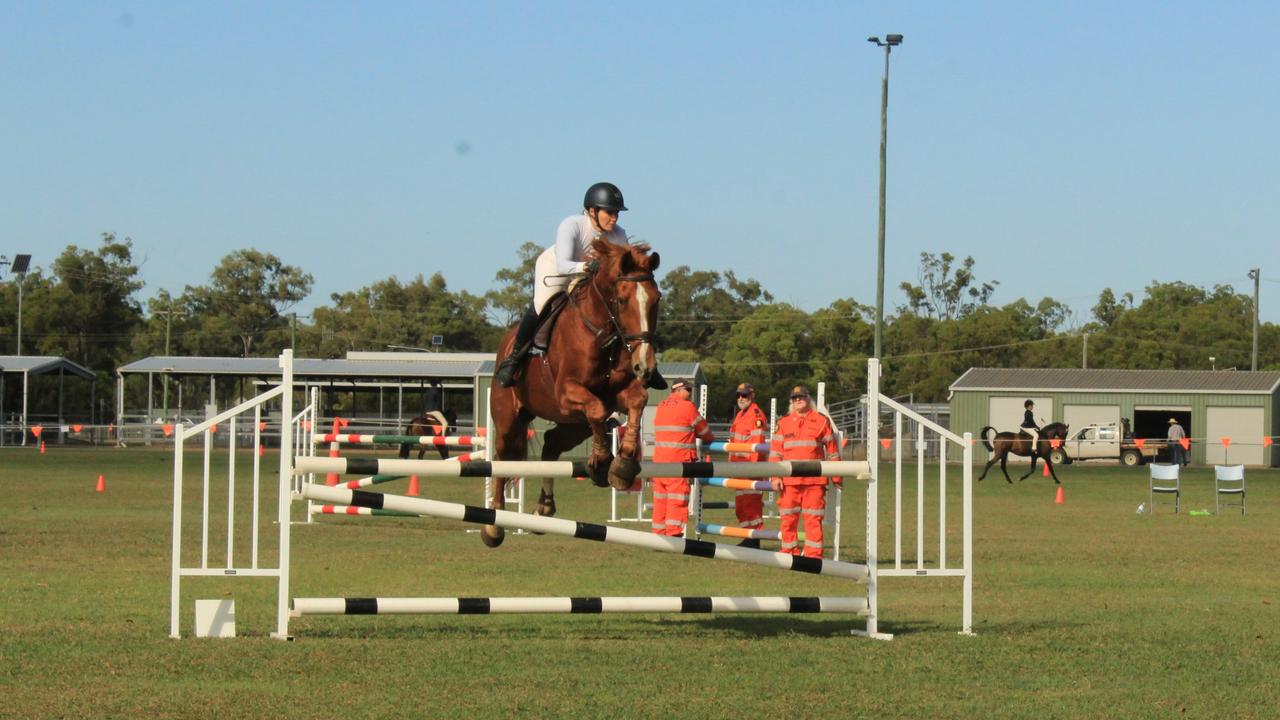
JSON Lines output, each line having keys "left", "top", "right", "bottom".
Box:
{"left": 583, "top": 258, "right": 600, "bottom": 274}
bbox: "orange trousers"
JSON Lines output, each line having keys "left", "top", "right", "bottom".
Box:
{"left": 651, "top": 477, "right": 690, "bottom": 537}
{"left": 735, "top": 491, "right": 764, "bottom": 529}
{"left": 778, "top": 484, "right": 826, "bottom": 558}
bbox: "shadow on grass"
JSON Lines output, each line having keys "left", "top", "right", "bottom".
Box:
{"left": 288, "top": 614, "right": 953, "bottom": 641}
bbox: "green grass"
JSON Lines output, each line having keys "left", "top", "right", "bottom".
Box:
{"left": 3, "top": 447, "right": 1279, "bottom": 719}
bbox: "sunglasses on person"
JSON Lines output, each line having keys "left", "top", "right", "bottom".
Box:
{"left": 790, "top": 394, "right": 809, "bottom": 401}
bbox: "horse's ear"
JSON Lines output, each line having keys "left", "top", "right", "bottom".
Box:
{"left": 648, "top": 250, "right": 660, "bottom": 272}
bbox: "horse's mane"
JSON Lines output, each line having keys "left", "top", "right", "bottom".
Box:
{"left": 1040, "top": 422, "right": 1070, "bottom": 436}
{"left": 589, "top": 238, "right": 660, "bottom": 278}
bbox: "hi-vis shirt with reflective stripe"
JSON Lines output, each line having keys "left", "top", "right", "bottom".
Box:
{"left": 769, "top": 410, "right": 840, "bottom": 486}
{"left": 652, "top": 395, "right": 713, "bottom": 462}
{"left": 728, "top": 402, "right": 768, "bottom": 463}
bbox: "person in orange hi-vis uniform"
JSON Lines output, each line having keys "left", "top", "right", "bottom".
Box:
{"left": 769, "top": 385, "right": 841, "bottom": 558}
{"left": 651, "top": 380, "right": 714, "bottom": 537}
{"left": 728, "top": 382, "right": 769, "bottom": 548}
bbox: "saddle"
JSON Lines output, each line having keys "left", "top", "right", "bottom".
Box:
{"left": 529, "top": 292, "right": 571, "bottom": 354}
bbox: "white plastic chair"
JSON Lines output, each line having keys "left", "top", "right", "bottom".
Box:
{"left": 1214, "top": 464, "right": 1245, "bottom": 515}
{"left": 1149, "top": 463, "right": 1180, "bottom": 514}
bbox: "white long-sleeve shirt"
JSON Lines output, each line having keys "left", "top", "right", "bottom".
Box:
{"left": 552, "top": 213, "right": 630, "bottom": 274}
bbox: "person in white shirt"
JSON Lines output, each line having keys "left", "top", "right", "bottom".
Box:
{"left": 496, "top": 182, "right": 664, "bottom": 389}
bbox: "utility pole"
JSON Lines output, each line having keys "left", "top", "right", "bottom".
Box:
{"left": 1248, "top": 268, "right": 1260, "bottom": 371}
{"left": 1082, "top": 333, "right": 1088, "bottom": 369}
{"left": 290, "top": 312, "right": 298, "bottom": 351}
{"left": 155, "top": 299, "right": 186, "bottom": 419}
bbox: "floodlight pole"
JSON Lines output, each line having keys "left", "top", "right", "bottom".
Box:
{"left": 868, "top": 34, "right": 902, "bottom": 361}
{"left": 15, "top": 276, "right": 22, "bottom": 357}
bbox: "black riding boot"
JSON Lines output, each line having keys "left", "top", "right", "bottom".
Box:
{"left": 495, "top": 307, "right": 539, "bottom": 388}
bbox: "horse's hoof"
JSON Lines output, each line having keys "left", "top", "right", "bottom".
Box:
{"left": 480, "top": 526, "right": 505, "bottom": 548}
{"left": 535, "top": 492, "right": 557, "bottom": 517}
{"left": 607, "top": 455, "right": 641, "bottom": 490}
{"left": 587, "top": 458, "right": 612, "bottom": 487}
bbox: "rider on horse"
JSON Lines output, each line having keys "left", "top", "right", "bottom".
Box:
{"left": 494, "top": 182, "right": 664, "bottom": 390}
{"left": 1021, "top": 399, "right": 1040, "bottom": 451}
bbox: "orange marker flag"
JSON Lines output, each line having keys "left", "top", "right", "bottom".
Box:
{"left": 303, "top": 419, "right": 312, "bottom": 432}
{"left": 1220, "top": 436, "right": 1231, "bottom": 448}
{"left": 258, "top": 421, "right": 267, "bottom": 432}
{"left": 879, "top": 438, "right": 892, "bottom": 450}
{"left": 1049, "top": 438, "right": 1061, "bottom": 449}
{"left": 1264, "top": 436, "right": 1274, "bottom": 448}
{"left": 162, "top": 424, "right": 174, "bottom": 438}
{"left": 211, "top": 423, "right": 218, "bottom": 434}
{"left": 1178, "top": 437, "right": 1190, "bottom": 450}
{"left": 1134, "top": 438, "right": 1146, "bottom": 450}
{"left": 31, "top": 425, "right": 43, "bottom": 439}
{"left": 72, "top": 424, "right": 83, "bottom": 433}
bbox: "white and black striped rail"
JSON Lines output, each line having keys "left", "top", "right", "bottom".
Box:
{"left": 300, "top": 484, "right": 868, "bottom": 581}
{"left": 291, "top": 596, "right": 867, "bottom": 616}
{"left": 295, "top": 457, "right": 870, "bottom": 480}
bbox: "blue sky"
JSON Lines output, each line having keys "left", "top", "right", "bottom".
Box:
{"left": 3, "top": 1, "right": 1277, "bottom": 324}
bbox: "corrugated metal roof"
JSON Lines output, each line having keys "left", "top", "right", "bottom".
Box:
{"left": 119, "top": 355, "right": 489, "bottom": 378}
{"left": 951, "top": 367, "right": 1280, "bottom": 395}
{"left": 0, "top": 355, "right": 96, "bottom": 380}
{"left": 475, "top": 359, "right": 698, "bottom": 378}
{"left": 120, "top": 354, "right": 701, "bottom": 381}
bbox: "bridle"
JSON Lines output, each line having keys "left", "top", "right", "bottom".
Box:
{"left": 571, "top": 269, "right": 660, "bottom": 356}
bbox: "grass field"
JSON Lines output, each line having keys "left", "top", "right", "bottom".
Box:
{"left": 3, "top": 446, "right": 1279, "bottom": 719}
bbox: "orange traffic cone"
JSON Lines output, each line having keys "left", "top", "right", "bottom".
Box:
{"left": 40, "top": 441, "right": 46, "bottom": 454}
{"left": 1043, "top": 462, "right": 1050, "bottom": 477}
{"left": 96, "top": 474, "right": 106, "bottom": 493}
{"left": 1055, "top": 486, "right": 1064, "bottom": 504}
{"left": 407, "top": 475, "right": 420, "bottom": 497}
{"left": 258, "top": 444, "right": 265, "bottom": 457}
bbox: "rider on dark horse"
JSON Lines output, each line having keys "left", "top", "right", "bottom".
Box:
{"left": 1021, "top": 399, "right": 1040, "bottom": 455}
{"left": 494, "top": 182, "right": 665, "bottom": 390}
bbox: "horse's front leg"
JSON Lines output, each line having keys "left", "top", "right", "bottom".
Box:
{"left": 559, "top": 383, "right": 614, "bottom": 487}
{"left": 604, "top": 381, "right": 648, "bottom": 490}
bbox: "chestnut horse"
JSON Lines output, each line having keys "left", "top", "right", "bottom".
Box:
{"left": 398, "top": 409, "right": 456, "bottom": 460}
{"left": 978, "top": 422, "right": 1070, "bottom": 484}
{"left": 484, "top": 239, "right": 662, "bottom": 548}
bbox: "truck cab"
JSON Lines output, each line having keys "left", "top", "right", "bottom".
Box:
{"left": 1050, "top": 422, "right": 1156, "bottom": 466}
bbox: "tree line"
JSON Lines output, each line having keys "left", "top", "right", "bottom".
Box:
{"left": 2, "top": 234, "right": 1276, "bottom": 421}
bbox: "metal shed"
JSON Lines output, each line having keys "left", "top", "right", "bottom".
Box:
{"left": 116, "top": 351, "right": 703, "bottom": 453}
{"left": 0, "top": 355, "right": 97, "bottom": 446}
{"left": 949, "top": 368, "right": 1280, "bottom": 467}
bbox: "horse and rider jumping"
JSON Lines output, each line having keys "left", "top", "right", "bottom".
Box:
{"left": 485, "top": 182, "right": 664, "bottom": 548}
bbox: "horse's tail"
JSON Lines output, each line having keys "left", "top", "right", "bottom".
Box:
{"left": 979, "top": 426, "right": 996, "bottom": 452}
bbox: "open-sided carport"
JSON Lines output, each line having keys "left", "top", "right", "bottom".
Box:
{"left": 0, "top": 355, "right": 97, "bottom": 446}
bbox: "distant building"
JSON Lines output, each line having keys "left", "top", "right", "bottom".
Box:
{"left": 950, "top": 368, "right": 1280, "bottom": 467}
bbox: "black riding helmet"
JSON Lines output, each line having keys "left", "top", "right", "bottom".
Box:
{"left": 1024, "top": 399, "right": 1034, "bottom": 408}
{"left": 584, "top": 182, "right": 627, "bottom": 212}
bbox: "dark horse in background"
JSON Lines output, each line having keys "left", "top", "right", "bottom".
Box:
{"left": 485, "top": 239, "right": 662, "bottom": 548}
{"left": 979, "top": 422, "right": 1071, "bottom": 484}
{"left": 398, "top": 408, "right": 457, "bottom": 460}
